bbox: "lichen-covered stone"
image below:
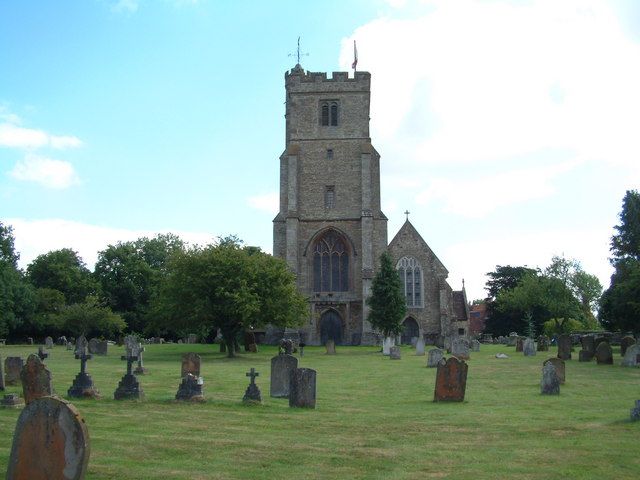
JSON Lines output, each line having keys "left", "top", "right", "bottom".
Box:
{"left": 289, "top": 368, "right": 316, "bottom": 408}
{"left": 541, "top": 362, "right": 560, "bottom": 395}
{"left": 434, "top": 357, "right": 468, "bottom": 402}
{"left": 543, "top": 358, "right": 565, "bottom": 384}
{"left": 20, "top": 355, "right": 53, "bottom": 405}
{"left": 427, "top": 348, "right": 443, "bottom": 368}
{"left": 270, "top": 354, "right": 298, "bottom": 398}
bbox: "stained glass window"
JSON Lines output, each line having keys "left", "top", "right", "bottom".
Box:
{"left": 396, "top": 256, "right": 423, "bottom": 307}
{"left": 313, "top": 230, "right": 349, "bottom": 292}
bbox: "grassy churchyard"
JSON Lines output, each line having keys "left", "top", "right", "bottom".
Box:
{"left": 1, "top": 342, "right": 639, "bottom": 479}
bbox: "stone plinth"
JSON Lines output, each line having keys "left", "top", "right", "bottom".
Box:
{"left": 114, "top": 374, "right": 143, "bottom": 400}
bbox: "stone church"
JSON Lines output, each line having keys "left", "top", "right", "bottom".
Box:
{"left": 271, "top": 63, "right": 469, "bottom": 346}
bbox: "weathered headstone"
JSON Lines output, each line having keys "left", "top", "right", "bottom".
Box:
{"left": 44, "top": 336, "right": 54, "bottom": 349}
{"left": 621, "top": 343, "right": 639, "bottom": 367}
{"left": 427, "top": 348, "right": 444, "bottom": 368}
{"left": 631, "top": 400, "right": 640, "bottom": 422}
{"left": 390, "top": 346, "right": 401, "bottom": 360}
{"left": 537, "top": 335, "right": 549, "bottom": 352}
{"left": 470, "top": 339, "right": 480, "bottom": 352}
{"left": 68, "top": 337, "right": 100, "bottom": 399}
{"left": 543, "top": 358, "right": 565, "bottom": 384}
{"left": 66, "top": 342, "right": 73, "bottom": 351}
{"left": 325, "top": 339, "right": 336, "bottom": 355}
{"left": 26, "top": 337, "right": 34, "bottom": 345}
{"left": 382, "top": 336, "right": 393, "bottom": 356}
{"left": 92, "top": 339, "right": 108, "bottom": 355}
{"left": 280, "top": 338, "right": 294, "bottom": 355}
{"left": 451, "top": 338, "right": 470, "bottom": 360}
{"left": 5, "top": 357, "right": 24, "bottom": 386}
{"left": 88, "top": 338, "right": 99, "bottom": 354}
{"left": 37, "top": 345, "right": 49, "bottom": 361}
{"left": 523, "top": 338, "right": 536, "bottom": 356}
{"left": 557, "top": 334, "right": 572, "bottom": 360}
{"left": 270, "top": 354, "right": 298, "bottom": 398}
{"left": 579, "top": 335, "right": 595, "bottom": 362}
{"left": 6, "top": 396, "right": 90, "bottom": 479}
{"left": 181, "top": 352, "right": 201, "bottom": 378}
{"left": 1, "top": 393, "right": 24, "bottom": 409}
{"left": 175, "top": 373, "right": 204, "bottom": 402}
{"left": 187, "top": 333, "right": 197, "bottom": 344}
{"left": 415, "top": 337, "right": 426, "bottom": 356}
{"left": 595, "top": 341, "right": 613, "bottom": 365}
{"left": 289, "top": 368, "right": 316, "bottom": 408}
{"left": 515, "top": 337, "right": 524, "bottom": 352}
{"left": 0, "top": 354, "right": 4, "bottom": 391}
{"left": 621, "top": 336, "right": 636, "bottom": 357}
{"left": 244, "top": 331, "right": 256, "bottom": 352}
{"left": 56, "top": 336, "right": 67, "bottom": 346}
{"left": 20, "top": 354, "right": 53, "bottom": 405}
{"left": 242, "top": 368, "right": 262, "bottom": 404}
{"left": 434, "top": 357, "right": 468, "bottom": 402}
{"left": 541, "top": 362, "right": 560, "bottom": 395}
{"left": 114, "top": 348, "right": 144, "bottom": 400}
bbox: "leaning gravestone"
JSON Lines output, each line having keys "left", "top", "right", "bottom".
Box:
{"left": 390, "top": 346, "right": 401, "bottom": 360}
{"left": 579, "top": 335, "right": 595, "bottom": 362}
{"left": 6, "top": 396, "right": 90, "bottom": 480}
{"left": 537, "top": 335, "right": 549, "bottom": 352}
{"left": 557, "top": 334, "right": 572, "bottom": 360}
{"left": 434, "top": 357, "right": 468, "bottom": 402}
{"left": 541, "top": 362, "right": 560, "bottom": 395}
{"left": 325, "top": 339, "right": 336, "bottom": 355}
{"left": 451, "top": 338, "right": 469, "bottom": 360}
{"left": 523, "top": 338, "right": 536, "bottom": 356}
{"left": 427, "top": 348, "right": 444, "bottom": 368}
{"left": 270, "top": 354, "right": 298, "bottom": 398}
{"left": 5, "top": 357, "right": 24, "bottom": 386}
{"left": 0, "top": 354, "right": 5, "bottom": 391}
{"left": 415, "top": 337, "right": 426, "bottom": 356}
{"left": 543, "top": 358, "right": 565, "bottom": 384}
{"left": 44, "top": 336, "right": 54, "bottom": 349}
{"left": 20, "top": 355, "right": 53, "bottom": 405}
{"left": 181, "top": 353, "right": 201, "bottom": 378}
{"left": 595, "top": 341, "right": 613, "bottom": 365}
{"left": 289, "top": 367, "right": 316, "bottom": 408}
{"left": 621, "top": 336, "right": 636, "bottom": 357}
{"left": 621, "top": 344, "right": 640, "bottom": 367}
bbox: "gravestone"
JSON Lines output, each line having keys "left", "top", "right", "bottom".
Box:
{"left": 427, "top": 348, "right": 444, "bottom": 368}
{"left": 66, "top": 342, "right": 74, "bottom": 351}
{"left": 382, "top": 337, "right": 393, "bottom": 356}
{"left": 5, "top": 357, "right": 24, "bottom": 386}
{"left": 181, "top": 353, "right": 201, "bottom": 378}
{"left": 1, "top": 393, "right": 24, "bottom": 409}
{"left": 175, "top": 373, "right": 204, "bottom": 402}
{"left": 68, "top": 336, "right": 100, "bottom": 399}
{"left": 507, "top": 333, "right": 518, "bottom": 347}
{"left": 20, "top": 354, "right": 53, "bottom": 405}
{"left": 44, "top": 336, "right": 54, "bottom": 349}
{"left": 0, "top": 355, "right": 4, "bottom": 391}
{"left": 270, "top": 354, "right": 298, "bottom": 398}
{"left": 88, "top": 338, "right": 99, "bottom": 354}
{"left": 621, "top": 344, "right": 640, "bottom": 367}
{"left": 579, "top": 335, "right": 595, "bottom": 362}
{"left": 621, "top": 336, "right": 636, "bottom": 357}
{"left": 289, "top": 368, "right": 316, "bottom": 408}
{"left": 515, "top": 338, "right": 524, "bottom": 352}
{"left": 325, "top": 339, "right": 336, "bottom": 355}
{"left": 470, "top": 339, "right": 480, "bottom": 352}
{"left": 523, "top": 338, "right": 536, "bottom": 356}
{"left": 56, "top": 336, "right": 67, "bottom": 346}
{"left": 92, "top": 339, "right": 108, "bottom": 355}
{"left": 415, "top": 337, "right": 426, "bottom": 356}
{"left": 631, "top": 400, "right": 640, "bottom": 422}
{"left": 543, "top": 358, "right": 565, "bottom": 384}
{"left": 537, "top": 335, "right": 549, "bottom": 352}
{"left": 244, "top": 331, "right": 256, "bottom": 352}
{"left": 280, "top": 339, "right": 294, "bottom": 355}
{"left": 434, "top": 357, "right": 468, "bottom": 402}
{"left": 6, "top": 396, "right": 90, "bottom": 480}
{"left": 595, "top": 341, "right": 613, "bottom": 365}
{"left": 187, "top": 333, "right": 197, "bottom": 344}
{"left": 390, "top": 346, "right": 401, "bottom": 360}
{"left": 242, "top": 368, "right": 262, "bottom": 404}
{"left": 557, "top": 334, "right": 572, "bottom": 360}
{"left": 451, "top": 338, "right": 469, "bottom": 360}
{"left": 133, "top": 343, "right": 147, "bottom": 375}
{"left": 248, "top": 343, "right": 258, "bottom": 353}
{"left": 114, "top": 348, "right": 144, "bottom": 400}
{"left": 541, "top": 362, "right": 560, "bottom": 395}
{"left": 37, "top": 345, "right": 49, "bottom": 361}
{"left": 27, "top": 337, "right": 34, "bottom": 345}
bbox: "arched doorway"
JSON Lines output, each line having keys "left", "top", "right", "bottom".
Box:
{"left": 320, "top": 310, "right": 343, "bottom": 345}
{"left": 401, "top": 317, "right": 420, "bottom": 345}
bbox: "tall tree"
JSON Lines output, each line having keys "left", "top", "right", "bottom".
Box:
{"left": 366, "top": 251, "right": 406, "bottom": 338}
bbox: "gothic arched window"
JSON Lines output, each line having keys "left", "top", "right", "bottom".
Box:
{"left": 320, "top": 101, "right": 339, "bottom": 126}
{"left": 321, "top": 104, "right": 329, "bottom": 126}
{"left": 396, "top": 256, "right": 423, "bottom": 307}
{"left": 313, "top": 230, "right": 350, "bottom": 292}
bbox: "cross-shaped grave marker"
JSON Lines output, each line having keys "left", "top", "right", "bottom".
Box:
{"left": 242, "top": 367, "right": 262, "bottom": 404}
{"left": 121, "top": 349, "right": 139, "bottom": 376}
{"left": 246, "top": 368, "right": 259, "bottom": 384}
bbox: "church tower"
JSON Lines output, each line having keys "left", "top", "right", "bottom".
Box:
{"left": 273, "top": 64, "right": 388, "bottom": 345}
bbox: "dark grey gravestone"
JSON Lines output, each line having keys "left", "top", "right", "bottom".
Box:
{"left": 541, "top": 362, "right": 560, "bottom": 395}
{"left": 44, "top": 336, "right": 54, "bottom": 349}
{"left": 390, "top": 346, "right": 401, "bottom": 359}
{"left": 0, "top": 355, "right": 4, "bottom": 391}
{"left": 595, "top": 341, "right": 613, "bottom": 365}
{"left": 289, "top": 368, "right": 316, "bottom": 408}
{"left": 114, "top": 350, "right": 143, "bottom": 400}
{"left": 242, "top": 368, "right": 262, "bottom": 404}
{"left": 523, "top": 338, "right": 536, "bottom": 356}
{"left": 579, "top": 335, "right": 595, "bottom": 362}
{"left": 175, "top": 373, "right": 204, "bottom": 402}
{"left": 270, "top": 354, "right": 298, "bottom": 398}
{"left": 631, "top": 400, "right": 640, "bottom": 421}
{"left": 6, "top": 396, "right": 90, "bottom": 479}
{"left": 88, "top": 338, "right": 99, "bottom": 354}
{"left": 621, "top": 336, "right": 636, "bottom": 357}
{"left": 621, "top": 344, "right": 639, "bottom": 367}
{"left": 94, "top": 340, "right": 108, "bottom": 355}
{"left": 427, "top": 348, "right": 444, "bottom": 368}
{"left": 537, "top": 335, "right": 549, "bottom": 351}
{"left": 68, "top": 340, "right": 100, "bottom": 399}
{"left": 557, "top": 334, "right": 572, "bottom": 360}
{"left": 543, "top": 357, "right": 565, "bottom": 384}
{"left": 5, "top": 357, "right": 24, "bottom": 386}
{"left": 20, "top": 354, "right": 53, "bottom": 405}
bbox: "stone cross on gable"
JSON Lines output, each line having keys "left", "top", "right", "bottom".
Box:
{"left": 121, "top": 350, "right": 139, "bottom": 376}
{"left": 404, "top": 210, "right": 410, "bottom": 221}
{"left": 246, "top": 368, "right": 259, "bottom": 385}
{"left": 75, "top": 348, "right": 92, "bottom": 375}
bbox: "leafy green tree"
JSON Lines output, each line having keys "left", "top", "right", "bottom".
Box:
{"left": 26, "top": 248, "right": 96, "bottom": 304}
{"left": 17, "top": 288, "right": 66, "bottom": 337}
{"left": 55, "top": 295, "right": 126, "bottom": 338}
{"left": 366, "top": 251, "right": 406, "bottom": 338}
{"left": 600, "top": 190, "right": 640, "bottom": 334}
{"left": 152, "top": 237, "right": 306, "bottom": 357}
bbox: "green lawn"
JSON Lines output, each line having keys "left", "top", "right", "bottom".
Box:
{"left": 1, "top": 343, "right": 639, "bottom": 479}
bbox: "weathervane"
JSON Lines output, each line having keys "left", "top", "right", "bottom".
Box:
{"left": 289, "top": 36, "right": 309, "bottom": 65}
{"left": 404, "top": 210, "right": 410, "bottom": 221}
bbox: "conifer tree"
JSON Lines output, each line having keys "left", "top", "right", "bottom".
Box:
{"left": 367, "top": 251, "right": 407, "bottom": 338}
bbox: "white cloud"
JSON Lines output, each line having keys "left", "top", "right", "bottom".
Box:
{"left": 0, "top": 122, "right": 82, "bottom": 150}
{"left": 9, "top": 154, "right": 81, "bottom": 189}
{"left": 112, "top": 0, "right": 138, "bottom": 14}
{"left": 7, "top": 218, "right": 216, "bottom": 270}
{"left": 247, "top": 192, "right": 279, "bottom": 213}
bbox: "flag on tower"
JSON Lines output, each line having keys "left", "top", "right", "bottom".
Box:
{"left": 351, "top": 40, "right": 358, "bottom": 70}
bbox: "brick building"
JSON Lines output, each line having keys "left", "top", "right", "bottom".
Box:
{"left": 272, "top": 63, "right": 468, "bottom": 346}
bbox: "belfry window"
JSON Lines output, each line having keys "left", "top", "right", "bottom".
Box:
{"left": 324, "top": 186, "right": 335, "bottom": 209}
{"left": 313, "top": 230, "right": 350, "bottom": 292}
{"left": 320, "top": 101, "right": 339, "bottom": 126}
{"left": 397, "top": 256, "right": 423, "bottom": 308}
{"left": 321, "top": 104, "right": 329, "bottom": 126}
{"left": 330, "top": 103, "right": 338, "bottom": 126}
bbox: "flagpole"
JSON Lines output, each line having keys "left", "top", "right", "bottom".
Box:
{"left": 352, "top": 40, "right": 358, "bottom": 73}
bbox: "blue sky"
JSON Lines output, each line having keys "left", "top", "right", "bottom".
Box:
{"left": 2, "top": 0, "right": 640, "bottom": 301}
